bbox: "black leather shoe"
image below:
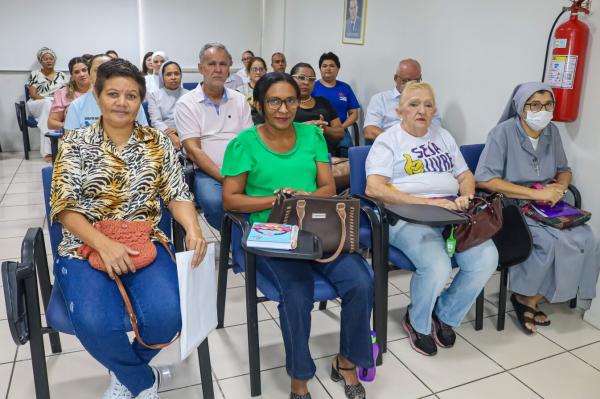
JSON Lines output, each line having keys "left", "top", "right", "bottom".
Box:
{"left": 290, "top": 393, "right": 312, "bottom": 399}
{"left": 432, "top": 312, "right": 456, "bottom": 348}
{"left": 402, "top": 311, "right": 437, "bottom": 356}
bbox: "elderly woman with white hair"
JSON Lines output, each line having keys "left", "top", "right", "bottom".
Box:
{"left": 366, "top": 81, "right": 498, "bottom": 356}
{"left": 144, "top": 50, "right": 168, "bottom": 97}
{"left": 27, "top": 47, "right": 67, "bottom": 161}
{"left": 475, "top": 82, "right": 600, "bottom": 335}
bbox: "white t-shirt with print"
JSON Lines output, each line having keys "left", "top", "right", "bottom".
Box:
{"left": 366, "top": 124, "right": 469, "bottom": 197}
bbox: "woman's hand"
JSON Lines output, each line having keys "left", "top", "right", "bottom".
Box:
{"left": 427, "top": 197, "right": 458, "bottom": 210}
{"left": 96, "top": 237, "right": 140, "bottom": 279}
{"left": 276, "top": 187, "right": 311, "bottom": 196}
{"left": 305, "top": 115, "right": 328, "bottom": 132}
{"left": 454, "top": 194, "right": 473, "bottom": 211}
{"left": 186, "top": 230, "right": 207, "bottom": 268}
{"left": 538, "top": 185, "right": 564, "bottom": 206}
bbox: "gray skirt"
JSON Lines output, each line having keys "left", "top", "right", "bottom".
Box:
{"left": 509, "top": 217, "right": 600, "bottom": 302}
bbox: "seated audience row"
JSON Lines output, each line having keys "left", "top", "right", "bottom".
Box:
{"left": 26, "top": 41, "right": 600, "bottom": 399}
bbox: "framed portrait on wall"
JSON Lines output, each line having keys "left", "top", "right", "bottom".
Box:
{"left": 342, "top": 0, "right": 367, "bottom": 45}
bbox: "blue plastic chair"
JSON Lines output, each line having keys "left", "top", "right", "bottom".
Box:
{"left": 217, "top": 208, "right": 378, "bottom": 397}
{"left": 348, "top": 146, "right": 485, "bottom": 357}
{"left": 0, "top": 167, "right": 215, "bottom": 399}
{"left": 182, "top": 82, "right": 198, "bottom": 91}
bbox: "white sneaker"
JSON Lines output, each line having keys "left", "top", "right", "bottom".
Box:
{"left": 134, "top": 366, "right": 160, "bottom": 399}
{"left": 102, "top": 371, "right": 133, "bottom": 399}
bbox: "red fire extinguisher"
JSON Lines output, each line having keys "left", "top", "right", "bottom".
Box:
{"left": 546, "top": 1, "right": 590, "bottom": 122}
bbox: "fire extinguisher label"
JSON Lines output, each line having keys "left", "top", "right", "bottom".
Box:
{"left": 554, "top": 38, "right": 568, "bottom": 49}
{"left": 549, "top": 55, "right": 578, "bottom": 89}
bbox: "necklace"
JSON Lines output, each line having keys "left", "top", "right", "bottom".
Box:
{"left": 300, "top": 96, "right": 313, "bottom": 104}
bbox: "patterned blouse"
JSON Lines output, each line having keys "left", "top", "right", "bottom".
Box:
{"left": 50, "top": 120, "right": 193, "bottom": 257}
{"left": 27, "top": 70, "right": 67, "bottom": 97}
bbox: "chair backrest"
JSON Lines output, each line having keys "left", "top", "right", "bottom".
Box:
{"left": 14, "top": 102, "right": 26, "bottom": 131}
{"left": 183, "top": 82, "right": 198, "bottom": 91}
{"left": 348, "top": 145, "right": 372, "bottom": 195}
{"left": 460, "top": 144, "right": 485, "bottom": 173}
{"left": 42, "top": 167, "right": 172, "bottom": 259}
{"left": 24, "top": 85, "right": 30, "bottom": 101}
{"left": 142, "top": 102, "right": 151, "bottom": 127}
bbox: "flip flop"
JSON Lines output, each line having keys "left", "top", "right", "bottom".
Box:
{"left": 534, "top": 310, "right": 551, "bottom": 326}
{"left": 510, "top": 293, "right": 536, "bottom": 335}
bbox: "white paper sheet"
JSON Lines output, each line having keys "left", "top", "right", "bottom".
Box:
{"left": 176, "top": 244, "right": 217, "bottom": 360}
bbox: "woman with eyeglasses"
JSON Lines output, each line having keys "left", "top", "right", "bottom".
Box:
{"left": 236, "top": 56, "right": 267, "bottom": 123}
{"left": 476, "top": 82, "right": 600, "bottom": 335}
{"left": 222, "top": 72, "right": 373, "bottom": 399}
{"left": 291, "top": 62, "right": 350, "bottom": 190}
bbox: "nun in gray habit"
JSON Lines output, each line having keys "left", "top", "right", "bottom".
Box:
{"left": 475, "top": 82, "right": 600, "bottom": 332}
{"left": 147, "top": 61, "right": 188, "bottom": 149}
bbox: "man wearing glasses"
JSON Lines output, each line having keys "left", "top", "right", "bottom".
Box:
{"left": 363, "top": 59, "right": 442, "bottom": 142}
{"left": 175, "top": 43, "right": 253, "bottom": 229}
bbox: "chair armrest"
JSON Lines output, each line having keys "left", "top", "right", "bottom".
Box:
{"left": 223, "top": 211, "right": 250, "bottom": 233}
{"left": 385, "top": 204, "right": 467, "bottom": 227}
{"left": 567, "top": 184, "right": 582, "bottom": 209}
{"left": 354, "top": 193, "right": 387, "bottom": 218}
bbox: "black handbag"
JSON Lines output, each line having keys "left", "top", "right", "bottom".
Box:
{"left": 268, "top": 192, "right": 360, "bottom": 263}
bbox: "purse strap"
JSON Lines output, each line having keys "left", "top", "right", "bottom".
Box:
{"left": 296, "top": 200, "right": 348, "bottom": 264}
{"left": 114, "top": 275, "right": 179, "bottom": 349}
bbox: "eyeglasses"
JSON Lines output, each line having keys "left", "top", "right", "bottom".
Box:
{"left": 265, "top": 97, "right": 299, "bottom": 110}
{"left": 250, "top": 67, "right": 265, "bottom": 73}
{"left": 525, "top": 101, "right": 555, "bottom": 112}
{"left": 242, "top": 57, "right": 252, "bottom": 62}
{"left": 398, "top": 77, "right": 422, "bottom": 85}
{"left": 292, "top": 74, "right": 317, "bottom": 84}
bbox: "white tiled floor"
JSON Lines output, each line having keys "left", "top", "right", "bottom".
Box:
{"left": 2, "top": 151, "right": 600, "bottom": 398}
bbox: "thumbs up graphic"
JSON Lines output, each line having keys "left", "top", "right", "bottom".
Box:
{"left": 403, "top": 154, "right": 425, "bottom": 175}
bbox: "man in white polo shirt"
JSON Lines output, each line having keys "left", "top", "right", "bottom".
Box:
{"left": 363, "top": 59, "right": 441, "bottom": 142}
{"left": 175, "top": 43, "right": 253, "bottom": 229}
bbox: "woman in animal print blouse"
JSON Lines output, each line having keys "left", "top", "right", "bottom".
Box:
{"left": 50, "top": 58, "right": 206, "bottom": 399}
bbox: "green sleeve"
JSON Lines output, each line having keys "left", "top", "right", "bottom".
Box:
{"left": 221, "top": 137, "right": 254, "bottom": 177}
{"left": 310, "top": 125, "right": 330, "bottom": 163}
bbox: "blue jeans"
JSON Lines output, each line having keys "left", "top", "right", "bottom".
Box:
{"left": 194, "top": 169, "right": 223, "bottom": 230}
{"left": 54, "top": 244, "right": 181, "bottom": 396}
{"left": 389, "top": 220, "right": 498, "bottom": 335}
{"left": 335, "top": 130, "right": 355, "bottom": 158}
{"left": 255, "top": 253, "right": 374, "bottom": 380}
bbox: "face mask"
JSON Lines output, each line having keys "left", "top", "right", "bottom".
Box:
{"left": 525, "top": 110, "right": 553, "bottom": 131}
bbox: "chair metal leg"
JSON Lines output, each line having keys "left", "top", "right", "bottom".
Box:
{"left": 373, "top": 236, "right": 387, "bottom": 366}
{"left": 475, "top": 290, "right": 484, "bottom": 331}
{"left": 318, "top": 301, "right": 327, "bottom": 310}
{"left": 22, "top": 125, "right": 31, "bottom": 160}
{"left": 497, "top": 268, "right": 508, "bottom": 331}
{"left": 245, "top": 252, "right": 261, "bottom": 397}
{"left": 24, "top": 268, "right": 50, "bottom": 399}
{"left": 197, "top": 338, "right": 215, "bottom": 399}
{"left": 569, "top": 297, "right": 577, "bottom": 309}
{"left": 217, "top": 217, "right": 232, "bottom": 329}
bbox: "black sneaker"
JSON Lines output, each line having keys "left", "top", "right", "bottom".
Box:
{"left": 432, "top": 312, "right": 456, "bottom": 348}
{"left": 402, "top": 311, "right": 437, "bottom": 356}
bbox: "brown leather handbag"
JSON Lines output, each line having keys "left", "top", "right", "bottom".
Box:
{"left": 268, "top": 193, "right": 360, "bottom": 263}
{"left": 443, "top": 193, "right": 504, "bottom": 253}
{"left": 77, "top": 220, "right": 177, "bottom": 349}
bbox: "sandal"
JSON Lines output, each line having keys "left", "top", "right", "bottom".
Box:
{"left": 290, "top": 393, "right": 312, "bottom": 399}
{"left": 534, "top": 310, "right": 551, "bottom": 326}
{"left": 510, "top": 293, "right": 536, "bottom": 335}
{"left": 331, "top": 356, "right": 366, "bottom": 399}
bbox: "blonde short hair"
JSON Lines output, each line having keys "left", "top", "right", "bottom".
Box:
{"left": 399, "top": 81, "right": 436, "bottom": 106}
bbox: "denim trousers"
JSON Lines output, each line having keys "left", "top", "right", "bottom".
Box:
{"left": 194, "top": 169, "right": 223, "bottom": 230}
{"left": 389, "top": 220, "right": 498, "bottom": 334}
{"left": 54, "top": 244, "right": 181, "bottom": 396}
{"left": 255, "top": 252, "right": 374, "bottom": 380}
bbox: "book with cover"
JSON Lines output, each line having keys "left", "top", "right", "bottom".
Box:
{"left": 246, "top": 223, "right": 299, "bottom": 250}
{"left": 530, "top": 200, "right": 582, "bottom": 218}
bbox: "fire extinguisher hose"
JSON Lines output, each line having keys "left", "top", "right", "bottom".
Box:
{"left": 542, "top": 8, "right": 569, "bottom": 81}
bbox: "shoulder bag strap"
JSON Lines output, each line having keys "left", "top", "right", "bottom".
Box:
{"left": 315, "top": 202, "right": 347, "bottom": 264}
{"left": 114, "top": 275, "right": 179, "bottom": 349}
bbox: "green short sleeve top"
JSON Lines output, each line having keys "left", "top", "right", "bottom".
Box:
{"left": 221, "top": 122, "right": 330, "bottom": 223}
